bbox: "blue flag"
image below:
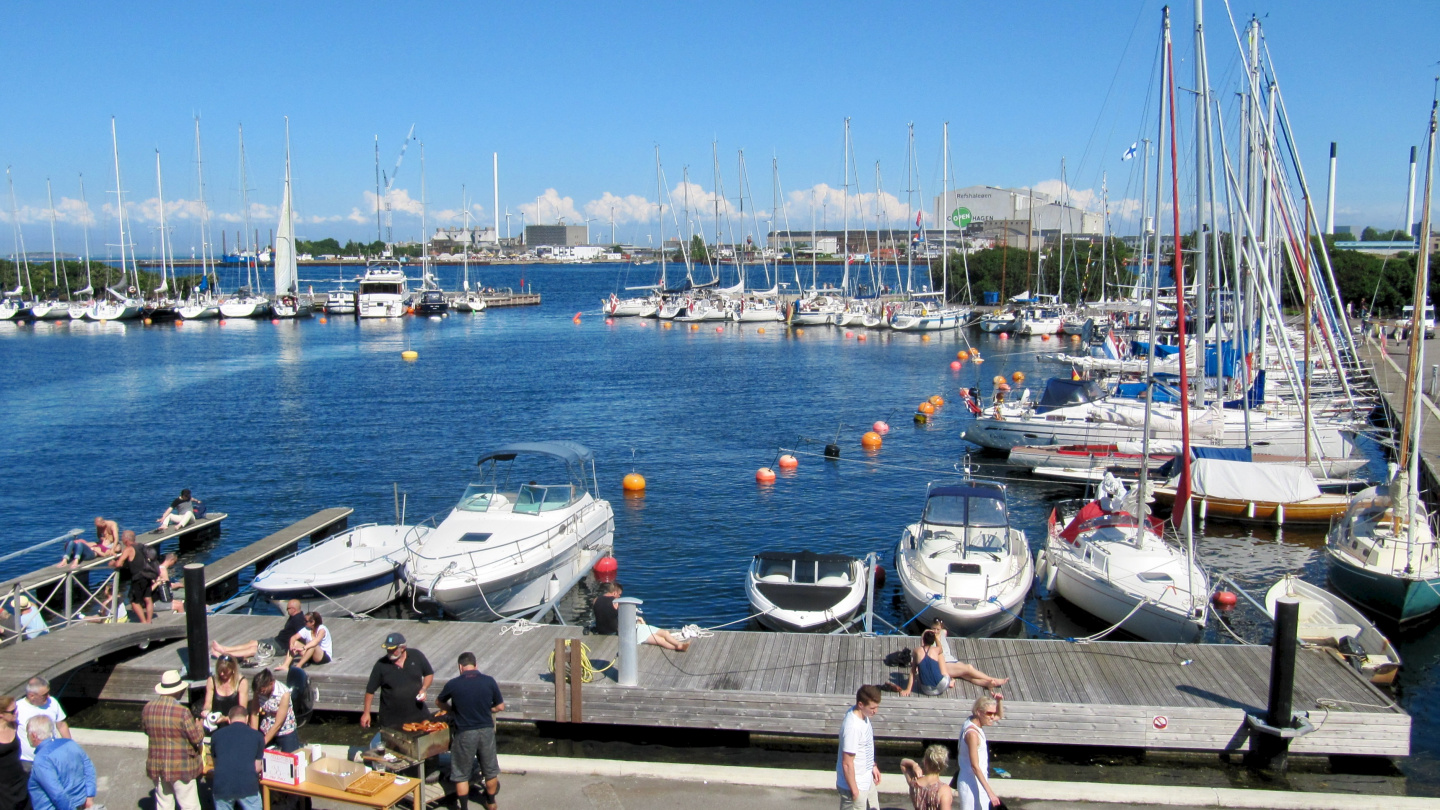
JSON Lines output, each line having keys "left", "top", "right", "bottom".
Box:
{"left": 198, "top": 275, "right": 208, "bottom": 292}
{"left": 1122, "top": 142, "right": 1138, "bottom": 161}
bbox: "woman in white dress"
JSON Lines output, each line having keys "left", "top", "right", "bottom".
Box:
{"left": 957, "top": 693, "right": 1004, "bottom": 810}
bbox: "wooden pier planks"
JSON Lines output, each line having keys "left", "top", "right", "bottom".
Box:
{"left": 48, "top": 614, "right": 1407, "bottom": 758}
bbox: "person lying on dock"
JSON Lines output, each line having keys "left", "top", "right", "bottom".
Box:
{"left": 157, "top": 489, "right": 202, "bottom": 532}
{"left": 211, "top": 599, "right": 306, "bottom": 662}
{"left": 56, "top": 517, "right": 120, "bottom": 568}
{"left": 605, "top": 584, "right": 689, "bottom": 651}
{"left": 891, "top": 623, "right": 1006, "bottom": 697}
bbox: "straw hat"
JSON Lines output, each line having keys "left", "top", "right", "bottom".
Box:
{"left": 155, "top": 669, "right": 188, "bottom": 696}
{"left": 15, "top": 596, "right": 31, "bottom": 610}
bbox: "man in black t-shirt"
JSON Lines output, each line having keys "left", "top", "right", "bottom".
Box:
{"left": 211, "top": 600, "right": 306, "bottom": 661}
{"left": 210, "top": 706, "right": 264, "bottom": 810}
{"left": 592, "top": 582, "right": 621, "bottom": 635}
{"left": 361, "top": 633, "right": 434, "bottom": 731}
{"left": 438, "top": 652, "right": 506, "bottom": 810}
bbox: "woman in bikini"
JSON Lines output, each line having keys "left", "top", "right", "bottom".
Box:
{"left": 900, "top": 623, "right": 1006, "bottom": 697}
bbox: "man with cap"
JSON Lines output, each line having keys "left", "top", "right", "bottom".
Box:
{"left": 141, "top": 670, "right": 203, "bottom": 810}
{"left": 361, "top": 633, "right": 434, "bottom": 733}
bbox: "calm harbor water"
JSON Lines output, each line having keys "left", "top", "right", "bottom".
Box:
{"left": 1, "top": 263, "right": 1435, "bottom": 793}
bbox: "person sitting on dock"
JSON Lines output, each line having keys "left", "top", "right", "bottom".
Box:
{"left": 279, "top": 613, "right": 332, "bottom": 670}
{"left": 110, "top": 531, "right": 159, "bottom": 624}
{"left": 56, "top": 518, "right": 119, "bottom": 568}
{"left": 591, "top": 582, "right": 621, "bottom": 635}
{"left": 157, "top": 490, "right": 202, "bottom": 532}
{"left": 152, "top": 553, "right": 183, "bottom": 614}
{"left": 896, "top": 623, "right": 1006, "bottom": 697}
{"left": 607, "top": 584, "right": 689, "bottom": 651}
{"left": 7, "top": 597, "right": 49, "bottom": 641}
{"left": 211, "top": 600, "right": 306, "bottom": 662}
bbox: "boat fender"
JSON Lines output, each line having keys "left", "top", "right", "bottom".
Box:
{"left": 824, "top": 444, "right": 841, "bottom": 458}
{"left": 1041, "top": 551, "right": 1058, "bottom": 593}
{"left": 871, "top": 565, "right": 886, "bottom": 590}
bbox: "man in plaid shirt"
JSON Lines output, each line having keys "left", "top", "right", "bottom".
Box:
{"left": 142, "top": 670, "right": 204, "bottom": 810}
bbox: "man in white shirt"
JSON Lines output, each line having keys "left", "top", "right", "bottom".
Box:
{"left": 835, "top": 684, "right": 882, "bottom": 810}
{"left": 16, "top": 676, "right": 71, "bottom": 771}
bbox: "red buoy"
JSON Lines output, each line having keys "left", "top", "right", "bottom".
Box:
{"left": 1212, "top": 591, "right": 1238, "bottom": 609}
{"left": 872, "top": 565, "right": 887, "bottom": 590}
{"left": 594, "top": 556, "right": 619, "bottom": 583}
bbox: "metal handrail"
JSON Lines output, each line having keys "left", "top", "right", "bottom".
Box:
{"left": 404, "top": 499, "right": 605, "bottom": 567}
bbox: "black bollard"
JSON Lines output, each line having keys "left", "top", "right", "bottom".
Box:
{"left": 183, "top": 564, "right": 209, "bottom": 682}
{"left": 1248, "top": 595, "right": 1300, "bottom": 772}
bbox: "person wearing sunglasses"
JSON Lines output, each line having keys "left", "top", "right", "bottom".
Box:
{"left": 0, "top": 697, "right": 30, "bottom": 810}
{"left": 957, "top": 694, "right": 1004, "bottom": 810}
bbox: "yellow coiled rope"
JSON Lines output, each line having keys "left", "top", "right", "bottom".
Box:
{"left": 546, "top": 641, "right": 615, "bottom": 683}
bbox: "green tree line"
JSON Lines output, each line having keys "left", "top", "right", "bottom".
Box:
{"left": 0, "top": 259, "right": 217, "bottom": 299}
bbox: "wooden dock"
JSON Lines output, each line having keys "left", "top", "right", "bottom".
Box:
{"left": 53, "top": 613, "right": 1407, "bottom": 758}
{"left": 200, "top": 508, "right": 351, "bottom": 602}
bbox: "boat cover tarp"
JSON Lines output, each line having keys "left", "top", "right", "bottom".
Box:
{"left": 1036, "top": 378, "right": 1108, "bottom": 413}
{"left": 1131, "top": 340, "right": 1181, "bottom": 358}
{"left": 478, "top": 441, "right": 594, "bottom": 467}
{"left": 1204, "top": 343, "right": 1244, "bottom": 378}
{"left": 1169, "top": 457, "right": 1319, "bottom": 503}
{"left": 1224, "top": 370, "right": 1266, "bottom": 409}
{"left": 1113, "top": 381, "right": 1180, "bottom": 403}
{"left": 1156, "top": 445, "right": 1253, "bottom": 479}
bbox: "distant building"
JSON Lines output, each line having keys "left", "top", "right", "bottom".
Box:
{"left": 431, "top": 226, "right": 498, "bottom": 252}
{"left": 536, "top": 245, "right": 605, "bottom": 261}
{"left": 524, "top": 224, "right": 588, "bottom": 246}
{"left": 766, "top": 229, "right": 962, "bottom": 255}
{"left": 934, "top": 186, "right": 1102, "bottom": 236}
{"left": 1333, "top": 240, "right": 1421, "bottom": 257}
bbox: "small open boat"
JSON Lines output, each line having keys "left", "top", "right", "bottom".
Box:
{"left": 746, "top": 551, "right": 868, "bottom": 632}
{"left": 1264, "top": 575, "right": 1402, "bottom": 685}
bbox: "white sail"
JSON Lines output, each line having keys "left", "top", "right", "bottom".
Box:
{"left": 274, "top": 121, "right": 298, "bottom": 297}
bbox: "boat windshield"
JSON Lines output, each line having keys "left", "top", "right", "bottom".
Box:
{"left": 923, "top": 494, "right": 1008, "bottom": 528}
{"left": 456, "top": 484, "right": 498, "bottom": 512}
{"left": 513, "top": 484, "right": 576, "bottom": 514}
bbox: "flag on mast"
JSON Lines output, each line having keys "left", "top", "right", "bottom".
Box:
{"left": 1122, "top": 142, "right": 1138, "bottom": 161}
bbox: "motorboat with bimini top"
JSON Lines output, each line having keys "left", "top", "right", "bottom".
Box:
{"left": 746, "top": 551, "right": 868, "bottom": 632}
{"left": 1040, "top": 474, "right": 1208, "bottom": 643}
{"left": 1264, "top": 574, "right": 1402, "bottom": 685}
{"left": 895, "top": 478, "right": 1032, "bottom": 636}
{"left": 403, "top": 442, "right": 615, "bottom": 621}
{"left": 251, "top": 523, "right": 428, "bottom": 616}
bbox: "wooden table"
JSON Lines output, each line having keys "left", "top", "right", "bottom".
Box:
{"left": 261, "top": 774, "right": 422, "bottom": 810}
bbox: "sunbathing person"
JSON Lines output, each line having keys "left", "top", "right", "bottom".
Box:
{"left": 212, "top": 599, "right": 306, "bottom": 660}
{"left": 57, "top": 517, "right": 120, "bottom": 568}
{"left": 895, "top": 622, "right": 1006, "bottom": 697}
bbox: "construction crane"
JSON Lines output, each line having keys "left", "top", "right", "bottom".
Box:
{"left": 379, "top": 124, "right": 416, "bottom": 246}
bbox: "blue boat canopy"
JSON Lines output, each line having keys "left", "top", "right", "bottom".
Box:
{"left": 1156, "top": 445, "right": 1253, "bottom": 479}
{"left": 1036, "top": 378, "right": 1108, "bottom": 413}
{"left": 478, "top": 441, "right": 595, "bottom": 467}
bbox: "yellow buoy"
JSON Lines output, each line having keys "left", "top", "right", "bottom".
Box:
{"left": 402, "top": 350, "right": 419, "bottom": 361}
{"left": 758, "top": 327, "right": 766, "bottom": 334}
{"left": 622, "top": 472, "right": 647, "bottom": 492}
{"left": 1012, "top": 371, "right": 1025, "bottom": 382}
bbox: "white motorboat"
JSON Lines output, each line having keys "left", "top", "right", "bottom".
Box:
{"left": 1015, "top": 306, "right": 1064, "bottom": 335}
{"left": 325, "top": 288, "right": 356, "bottom": 315}
{"left": 455, "top": 291, "right": 489, "bottom": 313}
{"left": 746, "top": 551, "right": 868, "bottom": 632}
{"left": 403, "top": 442, "right": 615, "bottom": 620}
{"left": 356, "top": 262, "right": 410, "bottom": 319}
{"left": 251, "top": 523, "right": 428, "bottom": 616}
{"left": 1040, "top": 478, "right": 1208, "bottom": 643}
{"left": 977, "top": 310, "right": 1018, "bottom": 333}
{"left": 1264, "top": 574, "right": 1402, "bottom": 685}
{"left": 895, "top": 479, "right": 1032, "bottom": 636}
{"left": 272, "top": 295, "right": 313, "bottom": 318}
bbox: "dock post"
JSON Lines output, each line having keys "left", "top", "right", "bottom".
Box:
{"left": 1247, "top": 595, "right": 1300, "bottom": 772}
{"left": 1431, "top": 365, "right": 1438, "bottom": 399}
{"left": 182, "top": 564, "right": 209, "bottom": 682}
{"left": 863, "top": 552, "right": 876, "bottom": 635}
{"left": 569, "top": 639, "right": 583, "bottom": 723}
{"left": 553, "top": 638, "right": 567, "bottom": 722}
{"left": 616, "top": 597, "right": 642, "bottom": 687}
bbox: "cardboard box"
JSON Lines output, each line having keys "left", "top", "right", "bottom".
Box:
{"left": 306, "top": 757, "right": 368, "bottom": 791}
{"left": 262, "top": 749, "right": 308, "bottom": 786}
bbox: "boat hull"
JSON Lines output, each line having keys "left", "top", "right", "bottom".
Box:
{"left": 420, "top": 542, "right": 599, "bottom": 621}
{"left": 1152, "top": 489, "right": 1351, "bottom": 526}
{"left": 254, "top": 568, "right": 403, "bottom": 616}
{"left": 1326, "top": 546, "right": 1440, "bottom": 624}
{"left": 1050, "top": 561, "right": 1205, "bottom": 643}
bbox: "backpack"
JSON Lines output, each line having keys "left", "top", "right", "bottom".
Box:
{"left": 136, "top": 544, "right": 161, "bottom": 580}
{"left": 884, "top": 648, "right": 914, "bottom": 669}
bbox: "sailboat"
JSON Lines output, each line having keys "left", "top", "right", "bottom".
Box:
{"left": 177, "top": 119, "right": 219, "bottom": 320}
{"left": 891, "top": 122, "right": 970, "bottom": 331}
{"left": 1325, "top": 99, "right": 1440, "bottom": 624}
{"left": 1039, "top": 9, "right": 1207, "bottom": 644}
{"left": 455, "top": 186, "right": 487, "bottom": 314}
{"left": 271, "top": 119, "right": 311, "bottom": 318}
{"left": 219, "top": 124, "right": 272, "bottom": 319}
{"left": 85, "top": 119, "right": 143, "bottom": 322}
{"left": 67, "top": 174, "right": 98, "bottom": 320}
{"left": 29, "top": 180, "right": 73, "bottom": 320}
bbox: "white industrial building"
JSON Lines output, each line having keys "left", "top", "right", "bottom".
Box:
{"left": 934, "top": 186, "right": 1102, "bottom": 236}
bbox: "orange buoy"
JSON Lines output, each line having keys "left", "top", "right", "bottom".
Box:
{"left": 663, "top": 321, "right": 672, "bottom": 329}
{"left": 861, "top": 431, "right": 883, "bottom": 449}
{"left": 319, "top": 317, "right": 328, "bottom": 324}
{"left": 795, "top": 328, "right": 804, "bottom": 335}
{"left": 918, "top": 402, "right": 935, "bottom": 415}
{"left": 969, "top": 348, "right": 981, "bottom": 357}
{"left": 957, "top": 350, "right": 967, "bottom": 359}
{"left": 407, "top": 307, "right": 415, "bottom": 315}
{"left": 857, "top": 333, "right": 867, "bottom": 341}
{"left": 872, "top": 421, "right": 890, "bottom": 434}
{"left": 929, "top": 395, "right": 944, "bottom": 406}
{"left": 174, "top": 320, "right": 183, "bottom": 327}
{"left": 622, "top": 472, "right": 647, "bottom": 492}
{"left": 778, "top": 454, "right": 798, "bottom": 469}
{"left": 950, "top": 360, "right": 962, "bottom": 370}
{"left": 921, "top": 334, "right": 931, "bottom": 342}
{"left": 690, "top": 323, "right": 699, "bottom": 331}
{"left": 844, "top": 330, "right": 854, "bottom": 338}
{"left": 594, "top": 556, "right": 619, "bottom": 583}
{"left": 1213, "top": 591, "right": 1238, "bottom": 608}
{"left": 757, "top": 327, "right": 765, "bottom": 334}
{"left": 993, "top": 375, "right": 1005, "bottom": 386}
{"left": 1041, "top": 334, "right": 1050, "bottom": 341}
{"left": 218, "top": 319, "right": 226, "bottom": 325}
{"left": 756, "top": 467, "right": 777, "bottom": 483}
{"left": 999, "top": 332, "right": 1008, "bottom": 339}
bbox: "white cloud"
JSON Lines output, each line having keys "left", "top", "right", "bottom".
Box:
{"left": 584, "top": 192, "right": 654, "bottom": 225}
{"left": 518, "top": 188, "right": 582, "bottom": 225}
{"left": 780, "top": 183, "right": 911, "bottom": 228}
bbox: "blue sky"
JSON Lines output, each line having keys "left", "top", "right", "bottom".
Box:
{"left": 2, "top": 1, "right": 1436, "bottom": 253}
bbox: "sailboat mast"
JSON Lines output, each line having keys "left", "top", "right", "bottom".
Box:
{"left": 155, "top": 150, "right": 170, "bottom": 296}
{"left": 842, "top": 118, "right": 851, "bottom": 296}
{"left": 1193, "top": 0, "right": 1211, "bottom": 405}
{"left": 1100, "top": 173, "right": 1108, "bottom": 302}
{"left": 46, "top": 179, "right": 63, "bottom": 296}
{"left": 942, "top": 122, "right": 949, "bottom": 306}
{"left": 655, "top": 147, "right": 666, "bottom": 290}
{"left": 1399, "top": 99, "right": 1438, "bottom": 476}
{"left": 420, "top": 140, "right": 428, "bottom": 286}
{"left": 462, "top": 185, "right": 470, "bottom": 291}
{"left": 110, "top": 118, "right": 128, "bottom": 298}
{"left": 194, "top": 117, "right": 213, "bottom": 295}
{"left": 78, "top": 174, "right": 93, "bottom": 295}
{"left": 492, "top": 152, "right": 500, "bottom": 253}
{"left": 238, "top": 124, "right": 256, "bottom": 292}
{"left": 1058, "top": 158, "right": 1066, "bottom": 303}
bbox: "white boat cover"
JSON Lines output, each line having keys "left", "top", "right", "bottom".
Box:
{"left": 1117, "top": 439, "right": 1182, "bottom": 455}
{"left": 1171, "top": 458, "right": 1321, "bottom": 503}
